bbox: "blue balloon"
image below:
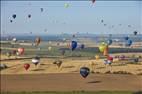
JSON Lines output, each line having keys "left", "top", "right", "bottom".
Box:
{"left": 80, "top": 67, "right": 90, "bottom": 78}
{"left": 107, "top": 39, "right": 112, "bottom": 45}
{"left": 71, "top": 41, "right": 77, "bottom": 51}
{"left": 80, "top": 44, "right": 85, "bottom": 49}
{"left": 125, "top": 39, "right": 132, "bottom": 46}
{"left": 124, "top": 36, "right": 129, "bottom": 40}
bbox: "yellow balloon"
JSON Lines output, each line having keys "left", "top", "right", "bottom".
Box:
{"left": 48, "top": 47, "right": 52, "bottom": 51}
{"left": 95, "top": 55, "right": 99, "bottom": 60}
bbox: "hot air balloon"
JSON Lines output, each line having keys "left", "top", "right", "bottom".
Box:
{"left": 72, "top": 34, "right": 75, "bottom": 38}
{"left": 48, "top": 46, "right": 52, "bottom": 51}
{"left": 12, "top": 14, "right": 16, "bottom": 19}
{"left": 107, "top": 39, "right": 112, "bottom": 45}
{"left": 125, "top": 39, "right": 132, "bottom": 47}
{"left": 133, "top": 31, "right": 137, "bottom": 35}
{"left": 12, "top": 50, "right": 17, "bottom": 55}
{"left": 10, "top": 20, "right": 13, "bottom": 23}
{"left": 92, "top": 0, "right": 96, "bottom": 3}
{"left": 17, "top": 48, "right": 24, "bottom": 55}
{"left": 40, "top": 8, "right": 43, "bottom": 12}
{"left": 56, "top": 60, "right": 62, "bottom": 68}
{"left": 32, "top": 56, "right": 40, "bottom": 66}
{"left": 12, "top": 37, "right": 17, "bottom": 42}
{"left": 99, "top": 42, "right": 107, "bottom": 53}
{"left": 61, "top": 50, "right": 65, "bottom": 56}
{"left": 95, "top": 55, "right": 99, "bottom": 60}
{"left": 0, "top": 64, "right": 7, "bottom": 70}
{"left": 28, "top": 14, "right": 31, "bottom": 18}
{"left": 124, "top": 36, "right": 129, "bottom": 40}
{"left": 24, "top": 63, "right": 30, "bottom": 70}
{"left": 35, "top": 37, "right": 41, "bottom": 46}
{"left": 128, "top": 25, "right": 131, "bottom": 27}
{"left": 80, "top": 67, "right": 90, "bottom": 78}
{"left": 101, "top": 19, "right": 104, "bottom": 23}
{"left": 64, "top": 3, "right": 69, "bottom": 8}
{"left": 71, "top": 41, "right": 77, "bottom": 51}
{"left": 6, "top": 52, "right": 11, "bottom": 58}
{"left": 104, "top": 24, "right": 107, "bottom": 26}
{"left": 107, "top": 56, "right": 113, "bottom": 62}
{"left": 103, "top": 45, "right": 109, "bottom": 56}
{"left": 80, "top": 44, "right": 85, "bottom": 49}
{"left": 119, "top": 55, "right": 125, "bottom": 60}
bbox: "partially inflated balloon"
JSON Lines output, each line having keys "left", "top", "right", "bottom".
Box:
{"left": 95, "top": 55, "right": 99, "bottom": 60}
{"left": 24, "top": 63, "right": 30, "bottom": 70}
{"left": 17, "top": 48, "right": 24, "bottom": 55}
{"left": 6, "top": 52, "right": 11, "bottom": 57}
{"left": 71, "top": 41, "right": 77, "bottom": 51}
{"left": 80, "top": 67, "right": 90, "bottom": 78}
{"left": 35, "top": 37, "right": 41, "bottom": 46}
{"left": 56, "top": 60, "right": 62, "bottom": 68}
{"left": 32, "top": 56, "right": 40, "bottom": 66}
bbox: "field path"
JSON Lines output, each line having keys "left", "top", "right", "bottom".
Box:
{"left": 1, "top": 74, "right": 142, "bottom": 92}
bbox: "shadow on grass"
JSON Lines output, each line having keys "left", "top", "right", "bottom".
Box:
{"left": 87, "top": 81, "right": 101, "bottom": 84}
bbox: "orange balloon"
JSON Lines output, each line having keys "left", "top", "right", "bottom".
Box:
{"left": 103, "top": 45, "right": 109, "bottom": 56}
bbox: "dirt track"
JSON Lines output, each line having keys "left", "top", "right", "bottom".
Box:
{"left": 1, "top": 74, "right": 142, "bottom": 92}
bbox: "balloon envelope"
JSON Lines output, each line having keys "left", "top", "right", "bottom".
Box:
{"left": 17, "top": 48, "right": 24, "bottom": 55}
{"left": 92, "top": 0, "right": 96, "bottom": 3}
{"left": 80, "top": 44, "right": 85, "bottom": 49}
{"left": 80, "top": 67, "right": 90, "bottom": 78}
{"left": 133, "top": 31, "right": 137, "bottom": 35}
{"left": 64, "top": 3, "right": 69, "bottom": 8}
{"left": 35, "top": 37, "right": 41, "bottom": 46}
{"left": 12, "top": 14, "right": 16, "bottom": 19}
{"left": 32, "top": 56, "right": 40, "bottom": 66}
{"left": 24, "top": 63, "right": 30, "bottom": 70}
{"left": 107, "top": 39, "right": 112, "bottom": 45}
{"left": 125, "top": 39, "right": 132, "bottom": 46}
{"left": 124, "top": 36, "right": 129, "bottom": 40}
{"left": 71, "top": 41, "right": 77, "bottom": 51}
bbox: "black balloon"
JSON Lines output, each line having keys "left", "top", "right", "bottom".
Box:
{"left": 10, "top": 20, "right": 13, "bottom": 23}
{"left": 28, "top": 14, "right": 31, "bottom": 18}
{"left": 12, "top": 14, "right": 16, "bottom": 19}
{"left": 133, "top": 31, "right": 137, "bottom": 35}
{"left": 80, "top": 67, "right": 90, "bottom": 78}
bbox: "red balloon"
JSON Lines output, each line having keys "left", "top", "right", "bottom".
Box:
{"left": 18, "top": 48, "right": 24, "bottom": 55}
{"left": 107, "top": 56, "right": 113, "bottom": 61}
{"left": 24, "top": 63, "right": 30, "bottom": 70}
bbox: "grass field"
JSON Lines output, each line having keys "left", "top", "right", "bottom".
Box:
{"left": 1, "top": 91, "right": 140, "bottom": 94}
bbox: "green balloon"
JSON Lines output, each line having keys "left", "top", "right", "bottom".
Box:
{"left": 99, "top": 42, "right": 107, "bottom": 52}
{"left": 64, "top": 3, "right": 69, "bottom": 8}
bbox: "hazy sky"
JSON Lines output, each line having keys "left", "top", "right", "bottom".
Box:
{"left": 1, "top": 1, "right": 142, "bottom": 36}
